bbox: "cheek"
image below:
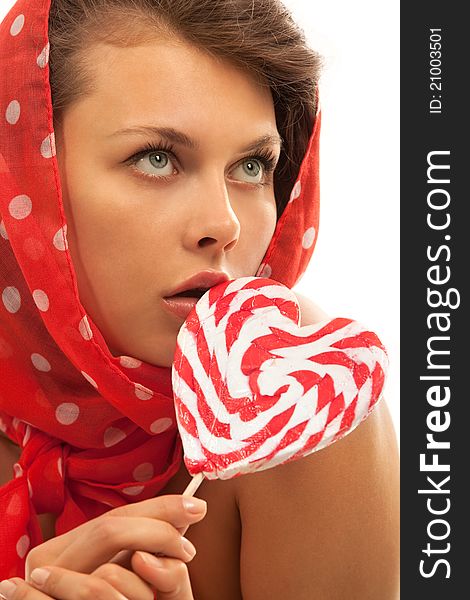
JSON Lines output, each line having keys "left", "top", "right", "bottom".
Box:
{"left": 252, "top": 199, "right": 277, "bottom": 248}
{"left": 238, "top": 198, "right": 277, "bottom": 270}
{"left": 60, "top": 179, "right": 154, "bottom": 308}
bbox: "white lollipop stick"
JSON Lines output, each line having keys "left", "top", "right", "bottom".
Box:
{"left": 182, "top": 472, "right": 205, "bottom": 497}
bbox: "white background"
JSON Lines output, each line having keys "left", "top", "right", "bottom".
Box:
{"left": 1, "top": 0, "right": 400, "bottom": 442}
{"left": 282, "top": 1, "right": 400, "bottom": 443}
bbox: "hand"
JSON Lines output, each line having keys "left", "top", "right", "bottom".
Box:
{"left": 0, "top": 554, "right": 195, "bottom": 599}
{"left": 0, "top": 494, "right": 207, "bottom": 599}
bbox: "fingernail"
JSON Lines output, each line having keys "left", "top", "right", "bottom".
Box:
{"left": 0, "top": 580, "right": 17, "bottom": 599}
{"left": 183, "top": 497, "right": 207, "bottom": 514}
{"left": 181, "top": 536, "right": 196, "bottom": 559}
{"left": 31, "top": 568, "right": 51, "bottom": 586}
{"left": 136, "top": 551, "right": 164, "bottom": 569}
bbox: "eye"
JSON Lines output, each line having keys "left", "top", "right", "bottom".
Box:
{"left": 230, "top": 151, "right": 278, "bottom": 187}
{"left": 125, "top": 142, "right": 278, "bottom": 186}
{"left": 133, "top": 150, "right": 176, "bottom": 177}
{"left": 231, "top": 158, "right": 264, "bottom": 184}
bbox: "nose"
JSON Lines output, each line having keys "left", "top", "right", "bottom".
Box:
{"left": 183, "top": 175, "right": 240, "bottom": 254}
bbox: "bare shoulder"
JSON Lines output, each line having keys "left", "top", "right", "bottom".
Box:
{"left": 235, "top": 402, "right": 399, "bottom": 599}
{"left": 292, "top": 290, "right": 331, "bottom": 325}
{"left": 233, "top": 292, "right": 400, "bottom": 599}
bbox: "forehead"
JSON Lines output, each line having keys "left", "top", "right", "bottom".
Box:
{"left": 73, "top": 39, "right": 277, "bottom": 138}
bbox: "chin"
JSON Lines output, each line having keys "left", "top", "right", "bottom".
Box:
{"left": 106, "top": 320, "right": 177, "bottom": 362}
{"left": 142, "top": 342, "right": 177, "bottom": 369}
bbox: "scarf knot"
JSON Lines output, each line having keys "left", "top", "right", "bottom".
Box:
{"left": 15, "top": 422, "right": 66, "bottom": 516}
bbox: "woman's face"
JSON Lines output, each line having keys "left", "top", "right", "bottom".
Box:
{"left": 56, "top": 38, "right": 280, "bottom": 367}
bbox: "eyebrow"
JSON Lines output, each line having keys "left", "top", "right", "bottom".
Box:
{"left": 108, "top": 125, "right": 283, "bottom": 152}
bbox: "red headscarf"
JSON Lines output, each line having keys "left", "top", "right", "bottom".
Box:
{"left": 0, "top": 0, "right": 320, "bottom": 577}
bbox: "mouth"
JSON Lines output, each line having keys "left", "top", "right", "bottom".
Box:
{"left": 168, "top": 287, "right": 210, "bottom": 299}
{"left": 162, "top": 270, "right": 231, "bottom": 320}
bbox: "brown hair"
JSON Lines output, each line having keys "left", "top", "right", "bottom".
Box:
{"left": 48, "top": 0, "right": 322, "bottom": 216}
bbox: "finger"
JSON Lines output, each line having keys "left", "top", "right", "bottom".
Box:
{"left": 108, "top": 550, "right": 133, "bottom": 568}
{"left": 91, "top": 563, "right": 154, "bottom": 600}
{"left": 0, "top": 577, "right": 52, "bottom": 599}
{"left": 107, "top": 514, "right": 192, "bottom": 569}
{"left": 27, "top": 566, "right": 128, "bottom": 600}
{"left": 26, "top": 495, "right": 206, "bottom": 577}
{"left": 55, "top": 517, "right": 197, "bottom": 572}
{"left": 132, "top": 552, "right": 195, "bottom": 600}
{"left": 110, "top": 495, "right": 207, "bottom": 530}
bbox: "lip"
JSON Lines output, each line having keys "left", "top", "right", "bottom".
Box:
{"left": 162, "top": 269, "right": 231, "bottom": 320}
{"left": 164, "top": 270, "right": 231, "bottom": 298}
{"left": 161, "top": 296, "right": 201, "bottom": 320}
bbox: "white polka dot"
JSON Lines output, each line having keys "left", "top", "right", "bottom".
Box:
{"left": 133, "top": 462, "right": 154, "bottom": 481}
{"left": 55, "top": 402, "right": 80, "bottom": 425}
{"left": 2, "top": 286, "right": 21, "bottom": 313}
{"left": 22, "top": 425, "right": 31, "bottom": 447}
{"left": 57, "top": 457, "right": 63, "bottom": 477}
{"left": 302, "top": 226, "right": 316, "bottom": 249}
{"left": 6, "top": 493, "right": 22, "bottom": 515}
{"left": 0, "top": 417, "right": 6, "bottom": 433}
{"left": 104, "top": 427, "right": 126, "bottom": 447}
{"left": 40, "top": 132, "right": 56, "bottom": 158}
{"left": 13, "top": 463, "right": 23, "bottom": 478}
{"left": 289, "top": 180, "right": 302, "bottom": 203}
{"left": 258, "top": 263, "right": 272, "bottom": 278}
{"left": 120, "top": 356, "right": 142, "bottom": 369}
{"left": 27, "top": 477, "right": 33, "bottom": 498}
{"left": 9, "top": 194, "right": 32, "bottom": 219}
{"left": 12, "top": 417, "right": 20, "bottom": 429}
{"left": 0, "top": 220, "right": 8, "bottom": 240}
{"left": 10, "top": 14, "right": 25, "bottom": 36}
{"left": 16, "top": 534, "right": 30, "bottom": 559}
{"left": 122, "top": 485, "right": 145, "bottom": 496}
{"left": 81, "top": 371, "right": 98, "bottom": 389}
{"left": 101, "top": 500, "right": 116, "bottom": 507}
{"left": 150, "top": 418, "right": 173, "bottom": 434}
{"left": 32, "top": 289, "right": 49, "bottom": 312}
{"left": 5, "top": 99, "right": 20, "bottom": 124}
{"left": 37, "top": 42, "right": 50, "bottom": 68}
{"left": 31, "top": 353, "right": 51, "bottom": 372}
{"left": 79, "top": 315, "right": 93, "bottom": 340}
{"left": 135, "top": 383, "right": 153, "bottom": 401}
{"left": 53, "top": 225, "right": 68, "bottom": 251}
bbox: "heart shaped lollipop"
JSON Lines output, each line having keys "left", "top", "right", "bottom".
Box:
{"left": 172, "top": 277, "right": 388, "bottom": 490}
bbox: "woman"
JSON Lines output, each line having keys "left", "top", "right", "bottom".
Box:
{"left": 0, "top": 0, "right": 399, "bottom": 598}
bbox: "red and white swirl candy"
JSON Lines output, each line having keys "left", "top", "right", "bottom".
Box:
{"left": 172, "top": 277, "right": 388, "bottom": 482}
